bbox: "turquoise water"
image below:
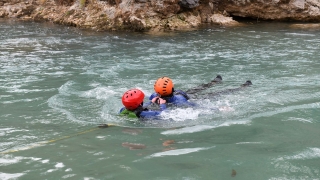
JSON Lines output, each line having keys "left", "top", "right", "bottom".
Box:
{"left": 1, "top": 19, "right": 320, "bottom": 179}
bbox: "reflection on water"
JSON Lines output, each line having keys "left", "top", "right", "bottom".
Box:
{"left": 1, "top": 20, "right": 320, "bottom": 180}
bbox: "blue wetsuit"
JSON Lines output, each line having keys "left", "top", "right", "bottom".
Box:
{"left": 119, "top": 104, "right": 166, "bottom": 119}
{"left": 145, "top": 91, "right": 220, "bottom": 112}
{"left": 146, "top": 91, "right": 196, "bottom": 107}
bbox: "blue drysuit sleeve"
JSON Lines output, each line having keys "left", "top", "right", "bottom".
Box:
{"left": 145, "top": 92, "right": 196, "bottom": 107}
{"left": 149, "top": 93, "right": 159, "bottom": 100}
{"left": 170, "top": 95, "right": 197, "bottom": 107}
{"left": 119, "top": 107, "right": 125, "bottom": 113}
{"left": 139, "top": 104, "right": 166, "bottom": 119}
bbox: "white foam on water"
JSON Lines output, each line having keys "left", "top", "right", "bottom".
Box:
{"left": 161, "top": 125, "right": 215, "bottom": 135}
{"left": 0, "top": 157, "right": 22, "bottom": 166}
{"left": 58, "top": 81, "right": 76, "bottom": 95}
{"left": 247, "top": 102, "right": 320, "bottom": 120}
{"left": 147, "top": 147, "right": 212, "bottom": 158}
{"left": 65, "top": 168, "right": 72, "bottom": 172}
{"left": 55, "top": 162, "right": 65, "bottom": 168}
{"left": 42, "top": 159, "right": 50, "bottom": 163}
{"left": 236, "top": 142, "right": 263, "bottom": 145}
{"left": 161, "top": 119, "right": 250, "bottom": 135}
{"left": 0, "top": 155, "right": 43, "bottom": 166}
{"left": 160, "top": 108, "right": 201, "bottom": 121}
{"left": 283, "top": 117, "right": 313, "bottom": 123}
{"left": 44, "top": 71, "right": 70, "bottom": 76}
{"left": 2, "top": 97, "right": 44, "bottom": 104}
{"left": 62, "top": 174, "right": 76, "bottom": 178}
{"left": 1, "top": 141, "right": 47, "bottom": 154}
{"left": 285, "top": 33, "right": 316, "bottom": 37}
{"left": 157, "top": 98, "right": 227, "bottom": 123}
{"left": 47, "top": 95, "right": 85, "bottom": 124}
{"left": 82, "top": 87, "right": 118, "bottom": 100}
{"left": 271, "top": 148, "right": 320, "bottom": 179}
{"left": 275, "top": 147, "right": 320, "bottom": 161}
{"left": 47, "top": 169, "right": 57, "bottom": 173}
{"left": 0, "top": 128, "right": 29, "bottom": 134}
{"left": 0, "top": 173, "right": 24, "bottom": 180}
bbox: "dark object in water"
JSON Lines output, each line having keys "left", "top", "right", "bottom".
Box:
{"left": 98, "top": 124, "right": 111, "bottom": 128}
{"left": 231, "top": 169, "right": 237, "bottom": 177}
{"left": 122, "top": 128, "right": 143, "bottom": 135}
{"left": 122, "top": 142, "right": 146, "bottom": 150}
{"left": 241, "top": 80, "right": 252, "bottom": 87}
{"left": 162, "top": 140, "right": 175, "bottom": 146}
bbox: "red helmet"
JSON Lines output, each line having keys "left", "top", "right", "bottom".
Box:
{"left": 122, "top": 89, "right": 145, "bottom": 110}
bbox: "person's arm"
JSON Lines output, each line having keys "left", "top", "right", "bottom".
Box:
{"left": 139, "top": 110, "right": 162, "bottom": 118}
{"left": 143, "top": 92, "right": 159, "bottom": 107}
{"left": 149, "top": 93, "right": 159, "bottom": 100}
{"left": 119, "top": 107, "right": 125, "bottom": 113}
{"left": 139, "top": 98, "right": 166, "bottom": 119}
{"left": 173, "top": 95, "right": 197, "bottom": 107}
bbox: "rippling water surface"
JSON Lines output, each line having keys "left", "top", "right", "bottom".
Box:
{"left": 1, "top": 19, "right": 320, "bottom": 180}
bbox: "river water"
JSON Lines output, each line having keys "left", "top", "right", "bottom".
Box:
{"left": 1, "top": 19, "right": 320, "bottom": 180}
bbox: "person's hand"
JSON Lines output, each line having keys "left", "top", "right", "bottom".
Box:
{"left": 158, "top": 98, "right": 166, "bottom": 104}
{"left": 151, "top": 97, "right": 166, "bottom": 104}
{"left": 151, "top": 97, "right": 159, "bottom": 104}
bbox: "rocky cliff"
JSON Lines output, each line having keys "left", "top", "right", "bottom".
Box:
{"left": 1, "top": 0, "right": 320, "bottom": 32}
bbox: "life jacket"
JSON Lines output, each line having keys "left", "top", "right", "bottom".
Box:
{"left": 119, "top": 107, "right": 147, "bottom": 118}
{"left": 119, "top": 109, "right": 138, "bottom": 118}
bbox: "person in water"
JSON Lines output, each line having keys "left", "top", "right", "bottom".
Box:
{"left": 146, "top": 76, "right": 195, "bottom": 107}
{"left": 119, "top": 88, "right": 167, "bottom": 119}
{"left": 117, "top": 76, "right": 252, "bottom": 119}
{"left": 145, "top": 75, "right": 223, "bottom": 108}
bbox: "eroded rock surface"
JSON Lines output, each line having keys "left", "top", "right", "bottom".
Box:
{"left": 1, "top": 0, "right": 320, "bottom": 32}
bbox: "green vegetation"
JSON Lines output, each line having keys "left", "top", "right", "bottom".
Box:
{"left": 79, "top": 0, "right": 86, "bottom": 8}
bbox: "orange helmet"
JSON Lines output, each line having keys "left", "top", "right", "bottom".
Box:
{"left": 122, "top": 89, "right": 145, "bottom": 110}
{"left": 154, "top": 77, "right": 174, "bottom": 96}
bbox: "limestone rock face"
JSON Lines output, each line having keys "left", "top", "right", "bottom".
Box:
{"left": 0, "top": 1, "right": 35, "bottom": 18}
{"left": 0, "top": 0, "right": 320, "bottom": 32}
{"left": 216, "top": 0, "right": 320, "bottom": 21}
{"left": 210, "top": 13, "right": 240, "bottom": 26}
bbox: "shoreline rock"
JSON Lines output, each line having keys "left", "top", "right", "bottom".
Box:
{"left": 0, "top": 0, "right": 320, "bottom": 32}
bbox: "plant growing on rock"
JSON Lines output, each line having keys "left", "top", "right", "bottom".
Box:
{"left": 79, "top": 0, "right": 86, "bottom": 8}
{"left": 54, "top": 0, "right": 76, "bottom": 6}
